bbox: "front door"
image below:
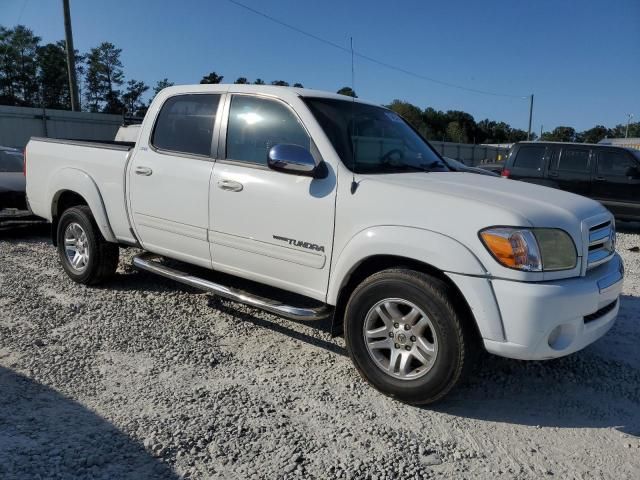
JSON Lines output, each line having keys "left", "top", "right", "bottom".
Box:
{"left": 209, "top": 94, "right": 336, "bottom": 301}
{"left": 128, "top": 93, "right": 222, "bottom": 268}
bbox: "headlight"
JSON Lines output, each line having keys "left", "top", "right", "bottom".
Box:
{"left": 480, "top": 227, "right": 577, "bottom": 272}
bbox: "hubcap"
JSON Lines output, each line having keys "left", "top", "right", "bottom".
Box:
{"left": 363, "top": 298, "right": 438, "bottom": 380}
{"left": 63, "top": 222, "right": 90, "bottom": 272}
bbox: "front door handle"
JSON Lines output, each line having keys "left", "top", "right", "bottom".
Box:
{"left": 218, "top": 179, "right": 244, "bottom": 192}
{"left": 135, "top": 166, "right": 153, "bottom": 176}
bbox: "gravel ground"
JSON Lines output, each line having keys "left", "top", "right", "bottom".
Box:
{"left": 1, "top": 223, "right": 639, "bottom": 479}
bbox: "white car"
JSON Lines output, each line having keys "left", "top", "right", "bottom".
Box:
{"left": 25, "top": 84, "right": 624, "bottom": 403}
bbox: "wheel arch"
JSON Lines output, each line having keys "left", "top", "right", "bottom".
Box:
{"left": 49, "top": 168, "right": 116, "bottom": 245}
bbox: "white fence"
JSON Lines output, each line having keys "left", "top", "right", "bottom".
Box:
{"left": 0, "top": 105, "right": 126, "bottom": 150}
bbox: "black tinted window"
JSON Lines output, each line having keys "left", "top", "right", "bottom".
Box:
{"left": 597, "top": 150, "right": 636, "bottom": 176}
{"left": 226, "top": 95, "right": 310, "bottom": 166}
{"left": 0, "top": 151, "right": 23, "bottom": 172}
{"left": 152, "top": 94, "right": 220, "bottom": 156}
{"left": 558, "top": 149, "right": 590, "bottom": 172}
{"left": 513, "top": 146, "right": 545, "bottom": 170}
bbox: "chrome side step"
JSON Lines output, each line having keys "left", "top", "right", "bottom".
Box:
{"left": 132, "top": 253, "right": 332, "bottom": 321}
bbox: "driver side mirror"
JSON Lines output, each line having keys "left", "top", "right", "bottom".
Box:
{"left": 267, "top": 144, "right": 326, "bottom": 179}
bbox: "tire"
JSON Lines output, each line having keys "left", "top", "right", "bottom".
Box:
{"left": 56, "top": 205, "right": 119, "bottom": 285}
{"left": 344, "top": 269, "right": 474, "bottom": 405}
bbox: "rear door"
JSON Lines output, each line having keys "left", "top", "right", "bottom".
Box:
{"left": 547, "top": 146, "right": 592, "bottom": 197}
{"left": 128, "top": 93, "right": 223, "bottom": 268}
{"left": 592, "top": 148, "right": 640, "bottom": 218}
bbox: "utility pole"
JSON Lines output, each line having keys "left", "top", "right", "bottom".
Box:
{"left": 62, "top": 0, "right": 80, "bottom": 111}
{"left": 540, "top": 124, "right": 543, "bottom": 139}
{"left": 625, "top": 113, "right": 634, "bottom": 138}
{"left": 527, "top": 94, "right": 534, "bottom": 141}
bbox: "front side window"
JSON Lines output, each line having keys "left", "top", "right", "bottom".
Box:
{"left": 152, "top": 94, "right": 220, "bottom": 156}
{"left": 558, "top": 149, "right": 590, "bottom": 172}
{"left": 226, "top": 95, "right": 310, "bottom": 166}
{"left": 513, "top": 146, "right": 545, "bottom": 170}
{"left": 597, "top": 150, "right": 636, "bottom": 176}
{"left": 303, "top": 97, "right": 447, "bottom": 174}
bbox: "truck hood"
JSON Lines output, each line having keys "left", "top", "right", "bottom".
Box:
{"left": 348, "top": 171, "right": 611, "bottom": 280}
{"left": 371, "top": 171, "right": 607, "bottom": 227}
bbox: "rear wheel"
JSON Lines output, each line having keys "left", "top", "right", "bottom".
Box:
{"left": 344, "top": 269, "right": 473, "bottom": 404}
{"left": 57, "top": 206, "right": 119, "bottom": 285}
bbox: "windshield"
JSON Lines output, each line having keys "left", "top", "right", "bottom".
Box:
{"left": 303, "top": 97, "right": 448, "bottom": 174}
{"left": 0, "top": 151, "right": 23, "bottom": 172}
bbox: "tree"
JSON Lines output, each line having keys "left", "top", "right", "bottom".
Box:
{"left": 36, "top": 42, "right": 70, "bottom": 109}
{"left": 387, "top": 99, "right": 428, "bottom": 136}
{"left": 337, "top": 86, "right": 357, "bottom": 98}
{"left": 610, "top": 122, "right": 640, "bottom": 139}
{"left": 36, "top": 40, "right": 83, "bottom": 110}
{"left": 200, "top": 72, "right": 223, "bottom": 84}
{"left": 153, "top": 78, "right": 174, "bottom": 97}
{"left": 271, "top": 80, "right": 289, "bottom": 86}
{"left": 253, "top": 78, "right": 265, "bottom": 85}
{"left": 122, "top": 79, "right": 149, "bottom": 116}
{"left": 0, "top": 25, "right": 40, "bottom": 106}
{"left": 84, "top": 42, "right": 124, "bottom": 113}
{"left": 541, "top": 126, "right": 576, "bottom": 142}
{"left": 234, "top": 77, "right": 249, "bottom": 84}
{"left": 446, "top": 121, "right": 466, "bottom": 143}
{"left": 293, "top": 82, "right": 304, "bottom": 88}
{"left": 578, "top": 125, "right": 611, "bottom": 144}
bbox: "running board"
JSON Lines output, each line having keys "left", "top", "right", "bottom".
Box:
{"left": 132, "top": 253, "right": 332, "bottom": 321}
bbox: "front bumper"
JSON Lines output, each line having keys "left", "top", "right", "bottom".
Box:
{"left": 484, "top": 253, "right": 624, "bottom": 360}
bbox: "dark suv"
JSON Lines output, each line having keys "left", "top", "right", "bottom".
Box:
{"left": 502, "top": 142, "right": 640, "bottom": 221}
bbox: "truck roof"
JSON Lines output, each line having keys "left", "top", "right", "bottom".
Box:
{"left": 158, "top": 84, "right": 382, "bottom": 107}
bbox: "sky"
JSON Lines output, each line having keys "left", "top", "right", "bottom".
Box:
{"left": 1, "top": 0, "right": 639, "bottom": 134}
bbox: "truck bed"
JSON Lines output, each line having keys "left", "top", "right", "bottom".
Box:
{"left": 25, "top": 137, "right": 135, "bottom": 243}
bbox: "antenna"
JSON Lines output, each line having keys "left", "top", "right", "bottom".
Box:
{"left": 350, "top": 37, "right": 359, "bottom": 194}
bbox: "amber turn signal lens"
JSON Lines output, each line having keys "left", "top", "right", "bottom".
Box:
{"left": 480, "top": 228, "right": 542, "bottom": 271}
{"left": 480, "top": 231, "right": 519, "bottom": 268}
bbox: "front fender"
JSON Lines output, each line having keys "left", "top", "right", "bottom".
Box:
{"left": 49, "top": 168, "right": 117, "bottom": 243}
{"left": 327, "top": 226, "right": 506, "bottom": 342}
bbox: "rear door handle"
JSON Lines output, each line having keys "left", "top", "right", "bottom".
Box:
{"left": 135, "top": 166, "right": 153, "bottom": 176}
{"left": 218, "top": 179, "right": 243, "bottom": 192}
{"left": 595, "top": 176, "right": 606, "bottom": 181}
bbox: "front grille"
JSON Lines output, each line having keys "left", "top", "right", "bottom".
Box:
{"left": 587, "top": 220, "right": 615, "bottom": 269}
{"left": 584, "top": 300, "right": 617, "bottom": 324}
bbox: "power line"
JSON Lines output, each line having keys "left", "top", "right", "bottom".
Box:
{"left": 226, "top": 0, "right": 528, "bottom": 99}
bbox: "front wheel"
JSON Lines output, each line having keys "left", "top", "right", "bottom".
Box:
{"left": 57, "top": 206, "right": 119, "bottom": 285}
{"left": 344, "top": 269, "right": 473, "bottom": 404}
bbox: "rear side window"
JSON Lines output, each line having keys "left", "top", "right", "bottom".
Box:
{"left": 513, "top": 146, "right": 545, "bottom": 170}
{"left": 557, "top": 148, "right": 590, "bottom": 172}
{"left": 597, "top": 150, "right": 636, "bottom": 176}
{"left": 152, "top": 94, "right": 220, "bottom": 156}
{"left": 226, "top": 95, "right": 310, "bottom": 166}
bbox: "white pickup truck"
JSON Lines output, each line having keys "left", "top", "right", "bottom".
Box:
{"left": 25, "top": 84, "right": 624, "bottom": 404}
